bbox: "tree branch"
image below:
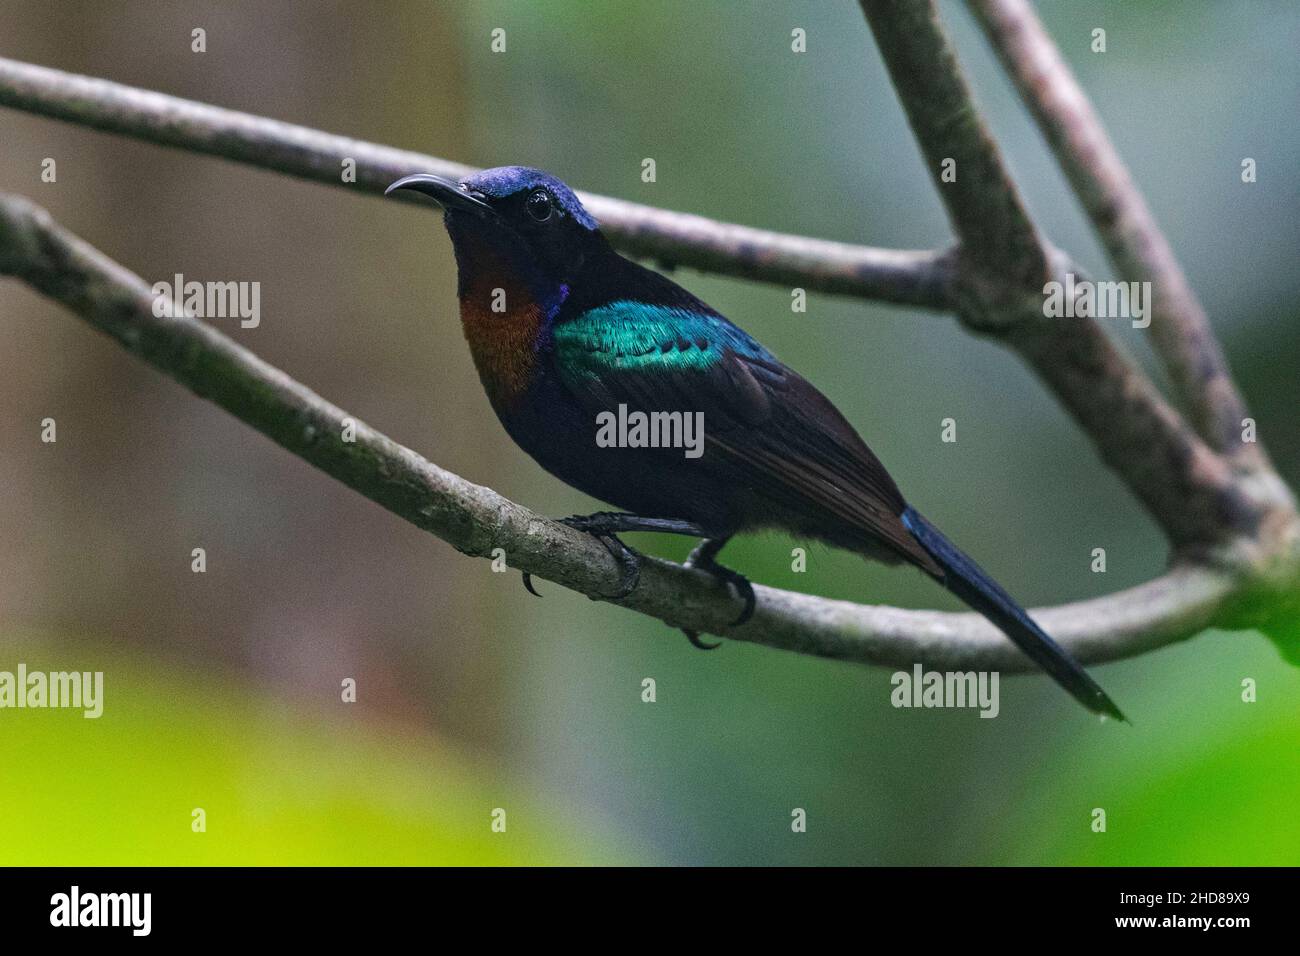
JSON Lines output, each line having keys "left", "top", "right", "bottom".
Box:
{"left": 0, "top": 55, "right": 955, "bottom": 311}
{"left": 0, "top": 192, "right": 1260, "bottom": 672}
{"left": 968, "top": 0, "right": 1268, "bottom": 469}
{"left": 0, "top": 53, "right": 1269, "bottom": 554}
{"left": 854, "top": 0, "right": 1279, "bottom": 553}
{"left": 859, "top": 0, "right": 1046, "bottom": 288}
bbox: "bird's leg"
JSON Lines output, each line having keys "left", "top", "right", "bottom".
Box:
{"left": 519, "top": 514, "right": 754, "bottom": 650}
{"left": 680, "top": 535, "right": 756, "bottom": 651}
{"left": 520, "top": 512, "right": 709, "bottom": 600}
{"left": 558, "top": 512, "right": 709, "bottom": 537}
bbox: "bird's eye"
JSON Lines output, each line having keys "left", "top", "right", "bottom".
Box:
{"left": 525, "top": 189, "right": 553, "bottom": 222}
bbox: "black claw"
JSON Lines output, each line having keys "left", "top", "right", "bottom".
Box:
{"left": 684, "top": 537, "right": 755, "bottom": 630}
{"left": 555, "top": 516, "right": 641, "bottom": 601}
{"left": 730, "top": 574, "right": 756, "bottom": 627}
{"left": 597, "top": 534, "right": 641, "bottom": 600}
{"left": 521, "top": 571, "right": 541, "bottom": 597}
{"left": 682, "top": 629, "right": 722, "bottom": 650}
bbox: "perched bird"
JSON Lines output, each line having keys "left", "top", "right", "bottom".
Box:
{"left": 387, "top": 165, "right": 1124, "bottom": 720}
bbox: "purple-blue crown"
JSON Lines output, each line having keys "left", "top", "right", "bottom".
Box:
{"left": 461, "top": 166, "right": 599, "bottom": 231}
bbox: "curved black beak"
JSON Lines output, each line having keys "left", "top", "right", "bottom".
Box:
{"left": 385, "top": 173, "right": 495, "bottom": 217}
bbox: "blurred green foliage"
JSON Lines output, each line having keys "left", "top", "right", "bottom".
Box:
{"left": 0, "top": 638, "right": 631, "bottom": 865}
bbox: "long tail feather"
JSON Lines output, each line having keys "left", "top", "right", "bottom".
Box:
{"left": 901, "top": 507, "right": 1126, "bottom": 721}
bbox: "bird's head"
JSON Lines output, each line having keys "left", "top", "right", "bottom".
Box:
{"left": 386, "top": 165, "right": 605, "bottom": 289}
{"left": 387, "top": 166, "right": 606, "bottom": 404}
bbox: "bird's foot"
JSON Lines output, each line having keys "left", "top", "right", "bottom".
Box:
{"left": 680, "top": 536, "right": 755, "bottom": 651}
{"left": 518, "top": 515, "right": 754, "bottom": 652}
{"left": 521, "top": 513, "right": 647, "bottom": 601}
{"left": 681, "top": 629, "right": 722, "bottom": 651}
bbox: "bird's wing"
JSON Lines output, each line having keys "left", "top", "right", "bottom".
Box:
{"left": 550, "top": 300, "right": 939, "bottom": 572}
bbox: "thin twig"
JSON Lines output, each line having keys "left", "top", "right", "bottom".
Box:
{"left": 968, "top": 0, "right": 1266, "bottom": 470}
{"left": 855, "top": 0, "right": 1267, "bottom": 553}
{"left": 859, "top": 0, "right": 1047, "bottom": 288}
{"left": 0, "top": 55, "right": 955, "bottom": 310}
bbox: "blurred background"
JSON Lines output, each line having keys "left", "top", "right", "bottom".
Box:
{"left": 1, "top": 0, "right": 1297, "bottom": 865}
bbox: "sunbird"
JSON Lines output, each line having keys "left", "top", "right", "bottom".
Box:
{"left": 387, "top": 166, "right": 1124, "bottom": 720}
